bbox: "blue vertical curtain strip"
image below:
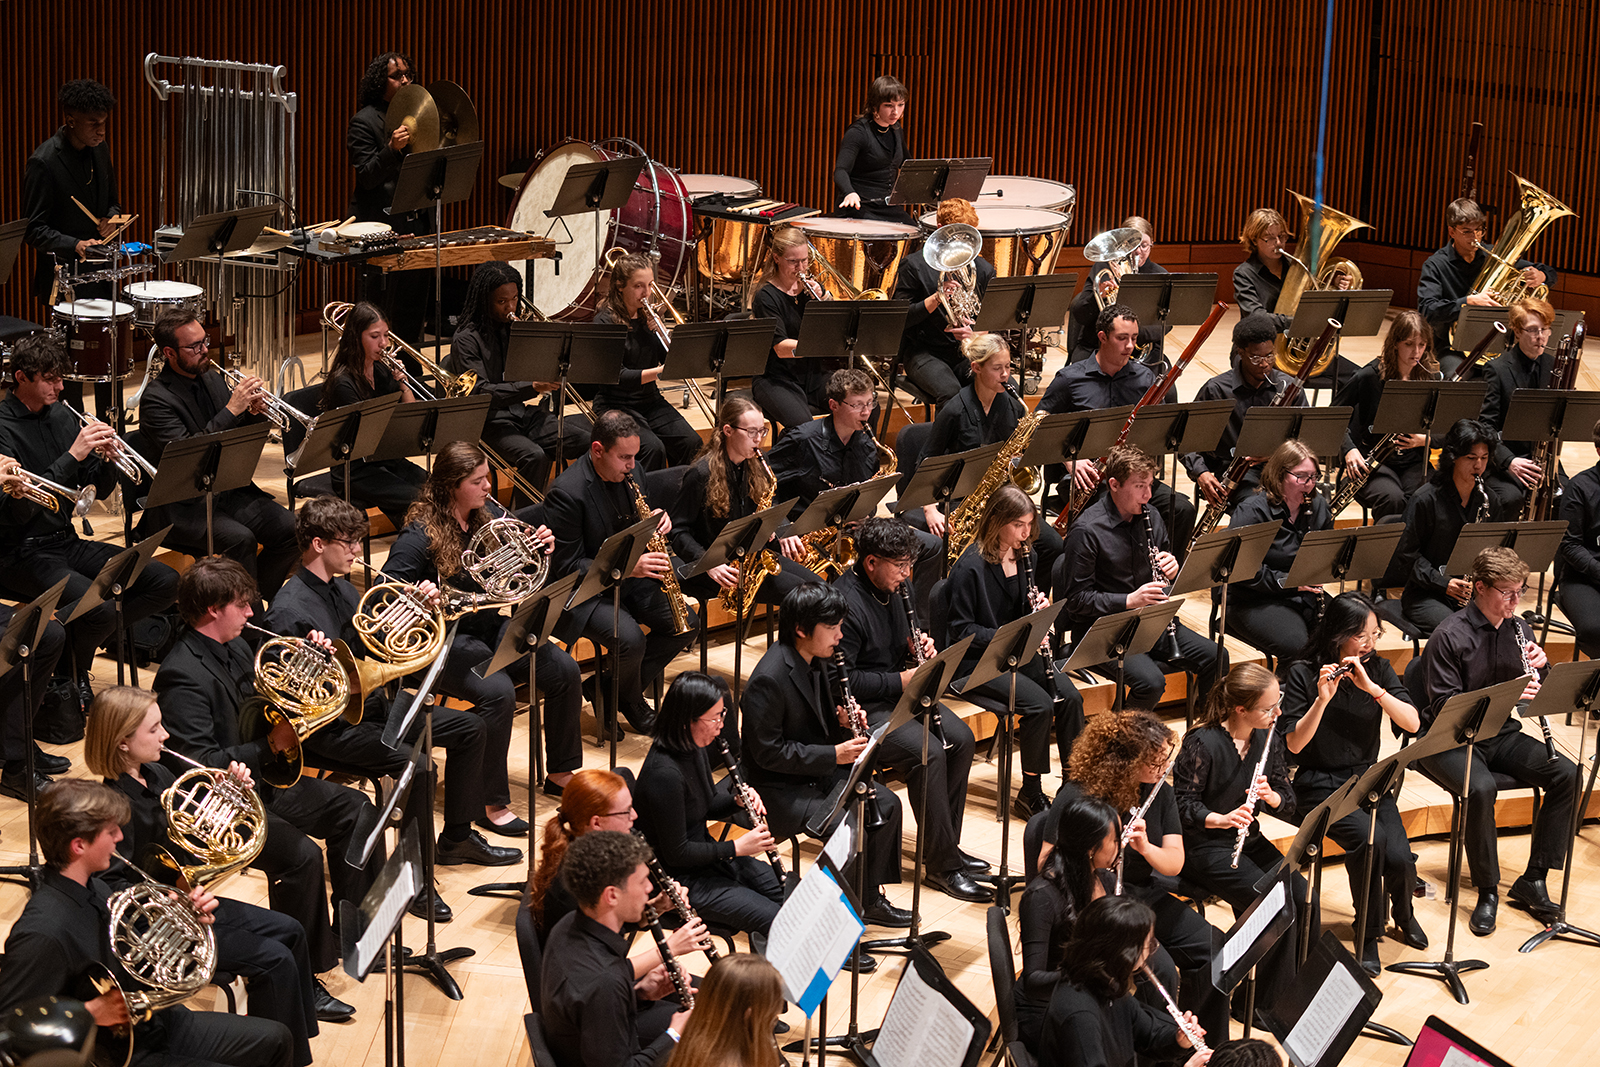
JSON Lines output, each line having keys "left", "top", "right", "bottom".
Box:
{"left": 1308, "top": 0, "right": 1336, "bottom": 272}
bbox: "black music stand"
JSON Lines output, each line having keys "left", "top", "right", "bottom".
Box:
{"left": 972, "top": 275, "right": 1077, "bottom": 335}
{"left": 1282, "top": 525, "right": 1404, "bottom": 595}
{"left": 1452, "top": 307, "right": 1511, "bottom": 357}
{"left": 683, "top": 499, "right": 798, "bottom": 705}
{"left": 289, "top": 393, "right": 401, "bottom": 505}
{"left": 0, "top": 218, "right": 27, "bottom": 285}
{"left": 958, "top": 600, "right": 1069, "bottom": 910}
{"left": 1211, "top": 862, "right": 1297, "bottom": 1037}
{"left": 783, "top": 475, "right": 900, "bottom": 540}
{"left": 370, "top": 395, "right": 490, "bottom": 470}
{"left": 794, "top": 300, "right": 910, "bottom": 366}
{"left": 1443, "top": 520, "right": 1565, "bottom": 575}
{"left": 545, "top": 157, "right": 648, "bottom": 218}
{"left": 162, "top": 204, "right": 278, "bottom": 264}
{"left": 891, "top": 442, "right": 1003, "bottom": 571}
{"left": 1501, "top": 390, "right": 1600, "bottom": 526}
{"left": 142, "top": 423, "right": 271, "bottom": 556}
{"left": 1271, "top": 778, "right": 1356, "bottom": 962}
{"left": 1018, "top": 407, "right": 1131, "bottom": 520}
{"left": 341, "top": 823, "right": 424, "bottom": 1067}
{"left": 1286, "top": 289, "right": 1391, "bottom": 392}
{"left": 1170, "top": 520, "right": 1279, "bottom": 653}
{"left": 505, "top": 321, "right": 626, "bottom": 470}
{"left": 887, "top": 158, "right": 991, "bottom": 205}
{"left": 0, "top": 578, "right": 71, "bottom": 890}
{"left": 1233, "top": 406, "right": 1353, "bottom": 462}
{"left": 468, "top": 572, "right": 583, "bottom": 900}
{"left": 1260, "top": 932, "right": 1385, "bottom": 1067}
{"left": 389, "top": 142, "right": 483, "bottom": 363}
{"left": 1116, "top": 273, "right": 1221, "bottom": 359}
{"left": 1064, "top": 601, "right": 1184, "bottom": 714}
{"left": 62, "top": 525, "right": 170, "bottom": 687}
{"left": 1117, "top": 398, "right": 1235, "bottom": 535}
{"left": 661, "top": 319, "right": 778, "bottom": 404}
{"left": 1517, "top": 659, "right": 1600, "bottom": 953}
{"left": 1370, "top": 382, "right": 1488, "bottom": 437}
{"left": 1386, "top": 676, "right": 1525, "bottom": 1004}
{"left": 567, "top": 513, "right": 658, "bottom": 769}
{"left": 1340, "top": 755, "right": 1417, "bottom": 1046}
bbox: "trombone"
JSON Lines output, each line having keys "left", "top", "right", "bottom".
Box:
{"left": 1, "top": 462, "right": 96, "bottom": 517}
{"left": 321, "top": 301, "right": 479, "bottom": 401}
{"left": 61, "top": 399, "right": 158, "bottom": 484}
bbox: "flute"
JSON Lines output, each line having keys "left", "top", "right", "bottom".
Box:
{"left": 1141, "top": 964, "right": 1209, "bottom": 1055}
{"left": 1115, "top": 747, "right": 1179, "bottom": 895}
{"left": 1230, "top": 732, "right": 1274, "bottom": 869}
{"left": 718, "top": 739, "right": 787, "bottom": 882}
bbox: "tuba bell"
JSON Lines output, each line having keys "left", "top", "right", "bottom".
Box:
{"left": 1271, "top": 191, "right": 1370, "bottom": 376}
{"left": 923, "top": 223, "right": 984, "bottom": 325}
{"left": 1457, "top": 174, "right": 1576, "bottom": 319}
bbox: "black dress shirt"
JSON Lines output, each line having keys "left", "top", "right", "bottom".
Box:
{"left": 633, "top": 742, "right": 743, "bottom": 875}
{"left": 23, "top": 129, "right": 120, "bottom": 301}
{"left": 1395, "top": 479, "right": 1500, "bottom": 598}
{"left": 346, "top": 104, "right": 427, "bottom": 233}
{"left": 1174, "top": 725, "right": 1294, "bottom": 848}
{"left": 752, "top": 282, "right": 826, "bottom": 389}
{"left": 1040, "top": 980, "right": 1179, "bottom": 1067}
{"left": 1417, "top": 601, "right": 1547, "bottom": 732}
{"left": 1280, "top": 656, "right": 1410, "bottom": 775}
{"left": 106, "top": 761, "right": 196, "bottom": 873}
{"left": 1558, "top": 463, "right": 1600, "bottom": 586}
{"left": 1066, "top": 260, "right": 1171, "bottom": 361}
{"left": 592, "top": 307, "right": 667, "bottom": 410}
{"left": 834, "top": 565, "right": 914, "bottom": 709}
{"left": 1061, "top": 495, "right": 1166, "bottom": 639}
{"left": 670, "top": 456, "right": 755, "bottom": 563}
{"left": 832, "top": 117, "right": 906, "bottom": 204}
{"left": 893, "top": 252, "right": 996, "bottom": 367}
{"left": 446, "top": 321, "right": 542, "bottom": 435}
{"left": 1226, "top": 491, "right": 1332, "bottom": 602}
{"left": 1334, "top": 362, "right": 1428, "bottom": 477}
{"left": 768, "top": 416, "right": 878, "bottom": 512}
{"left": 1231, "top": 254, "right": 1292, "bottom": 333}
{"left": 541, "top": 910, "right": 678, "bottom": 1067}
{"left": 926, "top": 384, "right": 1024, "bottom": 458}
{"left": 945, "top": 543, "right": 1035, "bottom": 676}
{"left": 1180, "top": 367, "right": 1305, "bottom": 481}
{"left": 1040, "top": 352, "right": 1173, "bottom": 416}
{"left": 0, "top": 394, "right": 112, "bottom": 540}
{"left": 139, "top": 364, "right": 276, "bottom": 517}
{"left": 265, "top": 569, "right": 394, "bottom": 721}
{"left": 1480, "top": 346, "right": 1553, "bottom": 463}
{"left": 1417, "top": 243, "right": 1555, "bottom": 351}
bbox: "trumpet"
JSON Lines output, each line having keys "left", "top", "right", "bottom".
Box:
{"left": 209, "top": 358, "right": 315, "bottom": 439}
{"left": 61, "top": 400, "right": 158, "bottom": 484}
{"left": 1, "top": 463, "right": 96, "bottom": 517}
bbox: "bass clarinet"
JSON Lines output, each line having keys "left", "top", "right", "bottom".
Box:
{"left": 718, "top": 738, "right": 787, "bottom": 882}
{"left": 1230, "top": 732, "right": 1275, "bottom": 869}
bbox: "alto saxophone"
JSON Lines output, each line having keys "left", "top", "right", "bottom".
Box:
{"left": 947, "top": 403, "right": 1048, "bottom": 566}
{"left": 717, "top": 449, "right": 782, "bottom": 618}
{"left": 630, "top": 477, "right": 695, "bottom": 635}
{"left": 796, "top": 427, "right": 898, "bottom": 578}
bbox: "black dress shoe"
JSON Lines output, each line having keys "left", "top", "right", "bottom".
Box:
{"left": 435, "top": 831, "right": 523, "bottom": 867}
{"left": 0, "top": 769, "right": 51, "bottom": 803}
{"left": 1360, "top": 940, "right": 1381, "bottom": 977}
{"left": 475, "top": 815, "right": 530, "bottom": 837}
{"left": 1469, "top": 888, "right": 1497, "bottom": 936}
{"left": 541, "top": 779, "right": 566, "bottom": 798}
{"left": 845, "top": 948, "right": 879, "bottom": 973}
{"left": 313, "top": 979, "right": 356, "bottom": 1022}
{"left": 408, "top": 889, "right": 452, "bottom": 924}
{"left": 624, "top": 710, "right": 657, "bottom": 735}
{"left": 1393, "top": 907, "right": 1429, "bottom": 949}
{"left": 958, "top": 851, "right": 992, "bottom": 873}
{"left": 925, "top": 869, "right": 993, "bottom": 903}
{"left": 861, "top": 893, "right": 914, "bottom": 928}
{"left": 1011, "top": 787, "right": 1051, "bottom": 821}
{"left": 1509, "top": 875, "right": 1562, "bottom": 924}
{"left": 31, "top": 746, "right": 69, "bottom": 776}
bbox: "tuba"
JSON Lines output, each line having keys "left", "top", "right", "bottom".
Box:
{"left": 1083, "top": 227, "right": 1144, "bottom": 309}
{"left": 1271, "top": 191, "right": 1370, "bottom": 376}
{"left": 922, "top": 223, "right": 983, "bottom": 326}
{"left": 1459, "top": 174, "right": 1576, "bottom": 317}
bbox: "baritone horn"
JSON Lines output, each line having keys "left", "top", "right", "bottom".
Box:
{"left": 923, "top": 223, "right": 983, "bottom": 326}
{"left": 1083, "top": 227, "right": 1144, "bottom": 309}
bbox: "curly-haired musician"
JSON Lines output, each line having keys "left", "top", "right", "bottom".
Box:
{"left": 892, "top": 197, "right": 996, "bottom": 403}
{"left": 23, "top": 78, "right": 121, "bottom": 304}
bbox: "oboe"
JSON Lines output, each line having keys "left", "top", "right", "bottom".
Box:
{"left": 1141, "top": 964, "right": 1209, "bottom": 1055}
{"left": 718, "top": 739, "right": 787, "bottom": 882}
{"left": 1115, "top": 747, "right": 1178, "bottom": 895}
{"left": 1230, "top": 732, "right": 1274, "bottom": 869}
{"left": 632, "top": 829, "right": 719, "bottom": 962}
{"left": 642, "top": 902, "right": 694, "bottom": 1008}
{"left": 897, "top": 580, "right": 953, "bottom": 750}
{"left": 832, "top": 649, "right": 871, "bottom": 739}
{"left": 1512, "top": 618, "right": 1559, "bottom": 764}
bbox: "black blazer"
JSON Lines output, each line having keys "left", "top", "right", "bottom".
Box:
{"left": 946, "top": 543, "right": 1032, "bottom": 676}
{"left": 136, "top": 365, "right": 274, "bottom": 532}
{"left": 543, "top": 453, "right": 658, "bottom": 639}
{"left": 740, "top": 643, "right": 844, "bottom": 793}
{"left": 152, "top": 626, "right": 274, "bottom": 777}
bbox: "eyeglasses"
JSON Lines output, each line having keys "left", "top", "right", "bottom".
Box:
{"left": 873, "top": 556, "right": 915, "bottom": 572}
{"left": 1489, "top": 584, "right": 1526, "bottom": 602}
{"left": 1253, "top": 701, "right": 1282, "bottom": 716}
{"left": 1453, "top": 225, "right": 1486, "bottom": 238}
{"left": 699, "top": 710, "right": 727, "bottom": 724}
{"left": 732, "top": 424, "right": 765, "bottom": 439}
{"left": 176, "top": 340, "right": 209, "bottom": 355}
{"left": 1242, "top": 351, "right": 1276, "bottom": 366}
{"left": 603, "top": 805, "right": 636, "bottom": 818}
{"left": 1517, "top": 325, "right": 1551, "bottom": 336}
{"left": 331, "top": 538, "right": 362, "bottom": 551}
{"left": 1286, "top": 470, "right": 1318, "bottom": 484}
{"left": 840, "top": 400, "right": 874, "bottom": 414}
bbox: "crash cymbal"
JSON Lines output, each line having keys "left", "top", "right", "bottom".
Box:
{"left": 227, "top": 233, "right": 293, "bottom": 258}
{"left": 498, "top": 172, "right": 526, "bottom": 190}
{"left": 385, "top": 83, "right": 440, "bottom": 154}
{"left": 429, "top": 80, "right": 480, "bottom": 146}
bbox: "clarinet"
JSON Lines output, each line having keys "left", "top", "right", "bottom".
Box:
{"left": 717, "top": 739, "right": 787, "bottom": 882}
{"left": 1230, "top": 731, "right": 1274, "bottom": 869}
{"left": 1141, "top": 964, "right": 1210, "bottom": 1055}
{"left": 1473, "top": 474, "right": 1491, "bottom": 523}
{"left": 1141, "top": 507, "right": 1183, "bottom": 661}
{"left": 641, "top": 902, "right": 695, "bottom": 1008}
{"left": 832, "top": 649, "right": 871, "bottom": 739}
{"left": 1512, "top": 618, "right": 1559, "bottom": 764}
{"left": 1115, "top": 747, "right": 1178, "bottom": 895}
{"left": 632, "top": 829, "right": 719, "bottom": 963}
{"left": 1018, "top": 548, "right": 1062, "bottom": 704}
{"left": 897, "top": 581, "right": 953, "bottom": 750}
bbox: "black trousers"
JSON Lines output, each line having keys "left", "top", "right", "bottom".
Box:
{"left": 162, "top": 490, "right": 298, "bottom": 599}
{"left": 0, "top": 609, "right": 65, "bottom": 765}
{"left": 763, "top": 769, "right": 904, "bottom": 889}
{"left": 1097, "top": 621, "right": 1224, "bottom": 712}
{"left": 1354, "top": 461, "right": 1426, "bottom": 523}
{"left": 902, "top": 349, "right": 968, "bottom": 405}
{"left": 1400, "top": 585, "right": 1457, "bottom": 637}
{"left": 1558, "top": 577, "right": 1600, "bottom": 659}
{"left": 1182, "top": 836, "right": 1306, "bottom": 1009}
{"left": 962, "top": 659, "right": 1084, "bottom": 776}
{"left": 211, "top": 897, "right": 318, "bottom": 1067}
{"left": 1226, "top": 593, "right": 1319, "bottom": 670}
{"left": 594, "top": 399, "right": 700, "bottom": 471}
{"left": 265, "top": 776, "right": 382, "bottom": 943}
{"left": 673, "top": 857, "right": 786, "bottom": 938}
{"left": 1416, "top": 729, "right": 1577, "bottom": 888}
{"left": 250, "top": 812, "right": 339, "bottom": 974}
{"left": 871, "top": 702, "right": 976, "bottom": 876}
{"left": 752, "top": 372, "right": 830, "bottom": 433}
{"left": 332, "top": 457, "right": 427, "bottom": 528}
{"left": 0, "top": 533, "right": 179, "bottom": 672}
{"left": 584, "top": 578, "right": 700, "bottom": 731}
{"left": 426, "top": 630, "right": 523, "bottom": 808}
{"left": 1295, "top": 768, "right": 1416, "bottom": 945}
{"left": 134, "top": 1004, "right": 293, "bottom": 1067}
{"left": 1483, "top": 468, "right": 1528, "bottom": 517}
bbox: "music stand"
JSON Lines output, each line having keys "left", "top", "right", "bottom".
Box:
{"left": 62, "top": 525, "right": 170, "bottom": 687}
{"left": 1211, "top": 862, "right": 1297, "bottom": 1036}
{"left": 0, "top": 578, "right": 70, "bottom": 889}
{"left": 887, "top": 158, "right": 991, "bottom": 205}
{"left": 1170, "top": 520, "right": 1279, "bottom": 653}
{"left": 1451, "top": 307, "right": 1511, "bottom": 357}
{"left": 1118, "top": 398, "right": 1235, "bottom": 533}
{"left": 1516, "top": 658, "right": 1600, "bottom": 953}
{"left": 0, "top": 218, "right": 27, "bottom": 285}
{"left": 661, "top": 319, "right": 778, "bottom": 404}
{"left": 567, "top": 513, "right": 658, "bottom": 769}
{"left": 505, "top": 322, "right": 626, "bottom": 469}
{"left": 1064, "top": 601, "right": 1184, "bottom": 713}
{"left": 340, "top": 823, "right": 424, "bottom": 1067}
{"left": 783, "top": 476, "right": 900, "bottom": 540}
{"left": 1233, "top": 406, "right": 1353, "bottom": 462}
{"left": 1443, "top": 520, "right": 1565, "bottom": 575}
{"left": 1116, "top": 273, "right": 1221, "bottom": 338}
{"left": 468, "top": 571, "right": 582, "bottom": 900}
{"left": 972, "top": 274, "right": 1077, "bottom": 335}
{"left": 682, "top": 499, "right": 798, "bottom": 705}
{"left": 1260, "top": 932, "right": 1385, "bottom": 1067}
{"left": 958, "top": 600, "right": 1069, "bottom": 909}
{"left": 162, "top": 204, "right": 278, "bottom": 264}
{"left": 1282, "top": 525, "right": 1404, "bottom": 593}
{"left": 142, "top": 423, "right": 271, "bottom": 556}
{"left": 544, "top": 156, "right": 648, "bottom": 218}
{"left": 1018, "top": 408, "right": 1131, "bottom": 517}
{"left": 290, "top": 394, "right": 401, "bottom": 505}
{"left": 794, "top": 301, "right": 910, "bottom": 366}
{"left": 1501, "top": 390, "right": 1600, "bottom": 488}
{"left": 1288, "top": 289, "right": 1391, "bottom": 393}
{"left": 891, "top": 443, "right": 1003, "bottom": 570}
{"left": 389, "top": 142, "right": 483, "bottom": 364}
{"left": 1370, "top": 382, "right": 1488, "bottom": 436}
{"left": 1340, "top": 755, "right": 1417, "bottom": 1046}
{"left": 369, "top": 395, "right": 490, "bottom": 468}
{"left": 1387, "top": 676, "right": 1526, "bottom": 1003}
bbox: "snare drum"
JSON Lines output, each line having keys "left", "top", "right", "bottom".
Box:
{"left": 507, "top": 138, "right": 694, "bottom": 320}
{"left": 682, "top": 174, "right": 769, "bottom": 285}
{"left": 124, "top": 280, "right": 205, "bottom": 330}
{"left": 52, "top": 299, "right": 135, "bottom": 381}
{"left": 790, "top": 218, "right": 920, "bottom": 300}
{"left": 919, "top": 206, "right": 1072, "bottom": 277}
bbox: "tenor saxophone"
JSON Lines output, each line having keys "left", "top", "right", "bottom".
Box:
{"left": 630, "top": 477, "right": 695, "bottom": 635}
{"left": 717, "top": 449, "right": 782, "bottom": 617}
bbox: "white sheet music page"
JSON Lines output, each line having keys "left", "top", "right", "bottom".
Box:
{"left": 873, "top": 960, "right": 974, "bottom": 1067}
{"left": 1221, "top": 879, "right": 1286, "bottom": 972}
{"left": 766, "top": 862, "right": 863, "bottom": 1014}
{"left": 1284, "top": 963, "right": 1363, "bottom": 1067}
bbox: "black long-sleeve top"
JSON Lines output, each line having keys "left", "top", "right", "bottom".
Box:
{"left": 1179, "top": 366, "right": 1305, "bottom": 480}
{"left": 1066, "top": 262, "right": 1173, "bottom": 362}
{"left": 139, "top": 363, "right": 272, "bottom": 449}
{"left": 23, "top": 128, "right": 120, "bottom": 301}
{"left": 1174, "top": 724, "right": 1294, "bottom": 849}
{"left": 1417, "top": 601, "right": 1547, "bottom": 734}
{"left": 1280, "top": 656, "right": 1410, "bottom": 775}
{"left": 592, "top": 306, "right": 667, "bottom": 410}
{"left": 153, "top": 627, "right": 276, "bottom": 779}
{"left": 0, "top": 394, "right": 113, "bottom": 540}
{"left": 347, "top": 104, "right": 428, "bottom": 233}
{"left": 946, "top": 543, "right": 1035, "bottom": 677}
{"left": 1017, "top": 867, "right": 1116, "bottom": 1000}
{"left": 926, "top": 383, "right": 1024, "bottom": 458}
{"left": 383, "top": 519, "right": 504, "bottom": 646}
{"left": 446, "top": 320, "right": 542, "bottom": 435}
{"left": 892, "top": 251, "right": 996, "bottom": 366}
{"left": 1394, "top": 479, "right": 1501, "bottom": 599}
{"left": 1417, "top": 243, "right": 1556, "bottom": 352}
{"left": 1231, "top": 253, "right": 1292, "bottom": 333}
{"left": 541, "top": 910, "right": 678, "bottom": 1067}
{"left": 834, "top": 565, "right": 914, "bottom": 710}
{"left": 633, "top": 742, "right": 743, "bottom": 876}
{"left": 1040, "top": 980, "right": 1180, "bottom": 1067}
{"left": 752, "top": 281, "right": 827, "bottom": 391}
{"left": 1558, "top": 463, "right": 1600, "bottom": 586}
{"left": 832, "top": 116, "right": 906, "bottom": 204}
{"left": 264, "top": 568, "right": 395, "bottom": 721}
{"left": 1480, "top": 346, "right": 1554, "bottom": 464}
{"left": 1334, "top": 362, "right": 1428, "bottom": 477}
{"left": 323, "top": 360, "right": 414, "bottom": 478}
{"left": 1225, "top": 491, "right": 1332, "bottom": 602}
{"left": 768, "top": 415, "right": 878, "bottom": 513}
{"left": 1040, "top": 350, "right": 1175, "bottom": 416}
{"left": 1061, "top": 495, "right": 1165, "bottom": 640}
{"left": 669, "top": 456, "right": 755, "bottom": 563}
{"left": 105, "top": 760, "right": 198, "bottom": 874}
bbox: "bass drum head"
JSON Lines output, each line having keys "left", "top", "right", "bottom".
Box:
{"left": 507, "top": 139, "right": 610, "bottom": 320}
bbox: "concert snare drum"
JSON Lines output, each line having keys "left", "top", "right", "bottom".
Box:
{"left": 682, "top": 175, "right": 768, "bottom": 285}
{"left": 507, "top": 138, "right": 694, "bottom": 320}
{"left": 124, "top": 280, "right": 205, "bottom": 330}
{"left": 51, "top": 299, "right": 135, "bottom": 381}
{"left": 790, "top": 218, "right": 920, "bottom": 300}
{"left": 918, "top": 206, "right": 1072, "bottom": 277}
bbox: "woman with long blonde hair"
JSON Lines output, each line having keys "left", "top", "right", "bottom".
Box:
{"left": 750, "top": 225, "right": 833, "bottom": 431}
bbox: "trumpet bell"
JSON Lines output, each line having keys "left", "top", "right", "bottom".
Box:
{"left": 923, "top": 224, "right": 982, "bottom": 272}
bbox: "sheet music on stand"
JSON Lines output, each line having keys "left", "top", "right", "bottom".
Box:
{"left": 871, "top": 946, "right": 992, "bottom": 1067}
{"left": 766, "top": 837, "right": 865, "bottom": 1016}
{"left": 341, "top": 824, "right": 424, "bottom": 981}
{"left": 1261, "top": 932, "right": 1383, "bottom": 1067}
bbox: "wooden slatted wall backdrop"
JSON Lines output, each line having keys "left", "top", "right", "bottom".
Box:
{"left": 4, "top": 0, "right": 1597, "bottom": 325}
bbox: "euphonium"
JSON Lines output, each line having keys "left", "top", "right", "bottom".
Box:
{"left": 630, "top": 478, "right": 695, "bottom": 636}
{"left": 923, "top": 223, "right": 983, "bottom": 326}
{"left": 146, "top": 747, "right": 267, "bottom": 890}
{"left": 1082, "top": 227, "right": 1144, "bottom": 310}
{"left": 1271, "top": 191, "right": 1370, "bottom": 376}
{"left": 717, "top": 448, "right": 782, "bottom": 618}
{"left": 237, "top": 623, "right": 362, "bottom": 788}
{"left": 1459, "top": 175, "right": 1576, "bottom": 317}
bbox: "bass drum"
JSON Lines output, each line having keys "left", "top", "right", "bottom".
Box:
{"left": 506, "top": 138, "right": 694, "bottom": 320}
